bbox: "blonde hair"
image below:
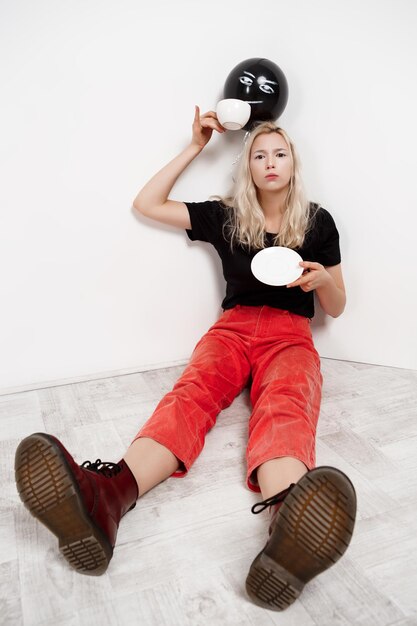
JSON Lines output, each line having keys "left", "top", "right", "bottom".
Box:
{"left": 211, "top": 121, "right": 317, "bottom": 252}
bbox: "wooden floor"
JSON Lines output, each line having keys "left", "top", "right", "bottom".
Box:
{"left": 2, "top": 358, "right": 417, "bottom": 625}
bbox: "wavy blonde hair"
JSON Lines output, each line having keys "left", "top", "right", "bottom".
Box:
{"left": 211, "top": 121, "right": 316, "bottom": 252}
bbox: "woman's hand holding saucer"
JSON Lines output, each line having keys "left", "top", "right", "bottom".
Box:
{"left": 286, "top": 261, "right": 331, "bottom": 292}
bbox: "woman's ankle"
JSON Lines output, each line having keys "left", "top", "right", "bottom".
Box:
{"left": 123, "top": 436, "right": 181, "bottom": 496}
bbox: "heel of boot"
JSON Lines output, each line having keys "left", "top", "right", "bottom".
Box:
{"left": 60, "top": 533, "right": 111, "bottom": 576}
{"left": 246, "top": 551, "right": 303, "bottom": 611}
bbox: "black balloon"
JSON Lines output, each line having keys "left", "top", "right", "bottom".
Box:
{"left": 223, "top": 58, "right": 289, "bottom": 131}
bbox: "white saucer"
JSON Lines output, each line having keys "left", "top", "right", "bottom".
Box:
{"left": 251, "top": 246, "right": 304, "bottom": 286}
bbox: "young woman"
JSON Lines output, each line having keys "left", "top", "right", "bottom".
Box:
{"left": 15, "top": 106, "right": 357, "bottom": 612}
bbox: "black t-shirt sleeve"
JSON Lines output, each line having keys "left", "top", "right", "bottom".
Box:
{"left": 184, "top": 200, "right": 223, "bottom": 244}
{"left": 315, "top": 208, "right": 341, "bottom": 266}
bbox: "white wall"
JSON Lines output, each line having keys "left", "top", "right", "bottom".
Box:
{"left": 1, "top": 0, "right": 416, "bottom": 391}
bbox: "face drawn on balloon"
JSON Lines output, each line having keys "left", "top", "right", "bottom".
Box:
{"left": 238, "top": 70, "right": 279, "bottom": 104}
{"left": 223, "top": 58, "right": 289, "bottom": 131}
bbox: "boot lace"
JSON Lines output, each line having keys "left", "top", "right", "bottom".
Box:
{"left": 251, "top": 483, "right": 296, "bottom": 514}
{"left": 81, "top": 459, "right": 122, "bottom": 478}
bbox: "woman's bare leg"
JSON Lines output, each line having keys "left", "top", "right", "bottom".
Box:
{"left": 123, "top": 437, "right": 181, "bottom": 496}
{"left": 256, "top": 456, "right": 308, "bottom": 500}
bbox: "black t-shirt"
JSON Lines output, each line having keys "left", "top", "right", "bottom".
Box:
{"left": 185, "top": 200, "right": 341, "bottom": 318}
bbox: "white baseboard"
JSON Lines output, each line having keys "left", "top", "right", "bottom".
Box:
{"left": 2, "top": 355, "right": 413, "bottom": 398}
{"left": 0, "top": 359, "right": 189, "bottom": 397}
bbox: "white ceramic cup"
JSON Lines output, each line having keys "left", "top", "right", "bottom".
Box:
{"left": 216, "top": 98, "right": 251, "bottom": 130}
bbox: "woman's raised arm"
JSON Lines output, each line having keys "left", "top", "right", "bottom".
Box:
{"left": 132, "top": 106, "right": 225, "bottom": 229}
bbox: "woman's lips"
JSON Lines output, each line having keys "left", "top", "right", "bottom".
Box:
{"left": 265, "top": 174, "right": 278, "bottom": 179}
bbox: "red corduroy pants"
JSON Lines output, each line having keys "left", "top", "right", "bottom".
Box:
{"left": 132, "top": 305, "right": 322, "bottom": 492}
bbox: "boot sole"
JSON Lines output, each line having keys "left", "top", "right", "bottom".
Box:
{"left": 15, "top": 433, "right": 113, "bottom": 576}
{"left": 246, "top": 465, "right": 357, "bottom": 611}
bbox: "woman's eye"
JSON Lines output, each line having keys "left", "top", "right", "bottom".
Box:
{"left": 254, "top": 153, "right": 285, "bottom": 159}
{"left": 259, "top": 84, "right": 275, "bottom": 94}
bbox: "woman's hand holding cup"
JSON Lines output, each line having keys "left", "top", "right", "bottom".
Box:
{"left": 191, "top": 105, "right": 226, "bottom": 150}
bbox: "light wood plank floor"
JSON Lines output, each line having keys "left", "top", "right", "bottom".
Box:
{"left": 1, "top": 358, "right": 417, "bottom": 625}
